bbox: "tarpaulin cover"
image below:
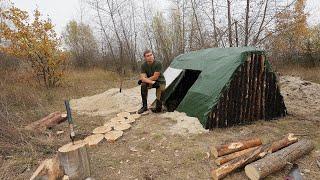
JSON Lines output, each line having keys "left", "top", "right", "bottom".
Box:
{"left": 164, "top": 47, "right": 269, "bottom": 127}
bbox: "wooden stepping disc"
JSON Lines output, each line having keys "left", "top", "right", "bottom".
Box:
{"left": 114, "top": 123, "right": 131, "bottom": 131}
{"left": 92, "top": 126, "right": 112, "bottom": 134}
{"left": 131, "top": 113, "right": 141, "bottom": 119}
{"left": 116, "top": 112, "right": 131, "bottom": 118}
{"left": 110, "top": 116, "right": 125, "bottom": 123}
{"left": 103, "top": 121, "right": 118, "bottom": 128}
{"left": 84, "top": 134, "right": 104, "bottom": 146}
{"left": 118, "top": 116, "right": 135, "bottom": 124}
{"left": 58, "top": 140, "right": 87, "bottom": 153}
{"left": 104, "top": 130, "right": 123, "bottom": 142}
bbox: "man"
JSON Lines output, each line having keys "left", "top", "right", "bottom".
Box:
{"left": 138, "top": 50, "right": 166, "bottom": 114}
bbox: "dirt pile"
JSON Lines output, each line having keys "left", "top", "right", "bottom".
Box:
{"left": 280, "top": 76, "right": 320, "bottom": 119}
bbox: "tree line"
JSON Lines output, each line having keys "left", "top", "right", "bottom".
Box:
{"left": 1, "top": 0, "right": 319, "bottom": 88}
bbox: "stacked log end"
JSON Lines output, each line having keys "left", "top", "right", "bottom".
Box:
{"left": 207, "top": 53, "right": 287, "bottom": 128}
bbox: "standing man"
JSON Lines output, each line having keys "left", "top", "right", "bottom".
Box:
{"left": 138, "top": 50, "right": 166, "bottom": 114}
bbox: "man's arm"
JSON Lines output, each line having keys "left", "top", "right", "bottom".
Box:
{"left": 140, "top": 73, "right": 155, "bottom": 84}
{"left": 148, "top": 72, "right": 160, "bottom": 81}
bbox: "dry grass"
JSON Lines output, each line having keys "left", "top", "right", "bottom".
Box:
{"left": 0, "top": 67, "right": 136, "bottom": 179}
{"left": 1, "top": 63, "right": 319, "bottom": 179}
{"left": 273, "top": 63, "right": 320, "bottom": 84}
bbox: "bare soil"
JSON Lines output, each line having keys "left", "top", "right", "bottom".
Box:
{"left": 66, "top": 75, "right": 320, "bottom": 179}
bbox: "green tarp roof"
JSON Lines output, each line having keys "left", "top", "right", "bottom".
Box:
{"left": 166, "top": 47, "right": 267, "bottom": 128}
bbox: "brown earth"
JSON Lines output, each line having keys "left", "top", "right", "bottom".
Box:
{"left": 1, "top": 68, "right": 320, "bottom": 180}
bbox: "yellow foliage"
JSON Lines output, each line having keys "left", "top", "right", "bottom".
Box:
{"left": 0, "top": 6, "right": 68, "bottom": 88}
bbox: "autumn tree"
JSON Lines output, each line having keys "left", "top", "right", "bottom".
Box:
{"left": 63, "top": 20, "right": 97, "bottom": 67}
{"left": 0, "top": 6, "right": 67, "bottom": 88}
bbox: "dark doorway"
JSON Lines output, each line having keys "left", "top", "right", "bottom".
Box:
{"left": 165, "top": 69, "right": 201, "bottom": 112}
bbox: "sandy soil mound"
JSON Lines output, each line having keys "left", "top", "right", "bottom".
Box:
{"left": 160, "top": 111, "right": 209, "bottom": 135}
{"left": 280, "top": 76, "right": 320, "bottom": 119}
{"left": 70, "top": 87, "right": 142, "bottom": 116}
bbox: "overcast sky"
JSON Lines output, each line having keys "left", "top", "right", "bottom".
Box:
{"left": 10, "top": 0, "right": 320, "bottom": 36}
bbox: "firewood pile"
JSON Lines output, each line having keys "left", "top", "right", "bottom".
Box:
{"left": 210, "top": 133, "right": 314, "bottom": 180}
{"left": 208, "top": 54, "right": 287, "bottom": 128}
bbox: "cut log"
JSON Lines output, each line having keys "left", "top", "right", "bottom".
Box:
{"left": 58, "top": 140, "right": 91, "bottom": 180}
{"left": 212, "top": 138, "right": 262, "bottom": 157}
{"left": 84, "top": 134, "right": 105, "bottom": 146}
{"left": 211, "top": 134, "right": 298, "bottom": 180}
{"left": 268, "top": 133, "right": 298, "bottom": 152}
{"left": 116, "top": 112, "right": 131, "bottom": 118}
{"left": 92, "top": 126, "right": 112, "bottom": 134}
{"left": 30, "top": 156, "right": 64, "bottom": 180}
{"left": 114, "top": 123, "right": 131, "bottom": 131}
{"left": 215, "top": 147, "right": 259, "bottom": 165}
{"left": 245, "top": 139, "right": 314, "bottom": 180}
{"left": 104, "top": 130, "right": 123, "bottom": 142}
{"left": 26, "top": 112, "right": 67, "bottom": 130}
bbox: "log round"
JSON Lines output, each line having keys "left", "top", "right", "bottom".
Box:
{"left": 58, "top": 140, "right": 91, "bottom": 180}
{"left": 104, "top": 130, "right": 123, "bottom": 142}
{"left": 116, "top": 112, "right": 131, "bottom": 118}
{"left": 245, "top": 139, "right": 314, "bottom": 180}
{"left": 114, "top": 123, "right": 131, "bottom": 131}
{"left": 84, "top": 134, "right": 105, "bottom": 146}
{"left": 131, "top": 113, "right": 141, "bottom": 119}
{"left": 120, "top": 116, "right": 135, "bottom": 124}
{"left": 92, "top": 126, "right": 112, "bottom": 134}
{"left": 110, "top": 117, "right": 125, "bottom": 123}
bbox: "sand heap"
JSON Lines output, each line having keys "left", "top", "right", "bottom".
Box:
{"left": 70, "top": 87, "right": 142, "bottom": 117}
{"left": 279, "top": 76, "right": 320, "bottom": 120}
{"left": 160, "top": 111, "right": 209, "bottom": 135}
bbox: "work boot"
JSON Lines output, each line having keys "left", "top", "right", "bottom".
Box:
{"left": 151, "top": 99, "right": 162, "bottom": 113}
{"left": 138, "top": 83, "right": 148, "bottom": 114}
{"left": 138, "top": 106, "right": 148, "bottom": 114}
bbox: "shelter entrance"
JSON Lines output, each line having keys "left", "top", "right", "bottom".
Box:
{"left": 165, "top": 69, "right": 201, "bottom": 112}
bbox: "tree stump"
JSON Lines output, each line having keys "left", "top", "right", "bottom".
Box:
{"left": 58, "top": 140, "right": 91, "bottom": 180}
{"left": 245, "top": 139, "right": 314, "bottom": 180}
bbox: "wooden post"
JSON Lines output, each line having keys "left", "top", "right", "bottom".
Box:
{"left": 245, "top": 139, "right": 314, "bottom": 180}
{"left": 58, "top": 140, "right": 91, "bottom": 180}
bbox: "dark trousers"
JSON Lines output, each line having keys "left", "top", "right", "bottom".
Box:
{"left": 141, "top": 82, "right": 166, "bottom": 107}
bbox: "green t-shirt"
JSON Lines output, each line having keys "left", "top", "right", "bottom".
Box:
{"left": 140, "top": 60, "right": 166, "bottom": 84}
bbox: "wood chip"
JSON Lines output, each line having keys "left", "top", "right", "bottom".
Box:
{"left": 114, "top": 123, "right": 131, "bottom": 131}
{"left": 117, "top": 112, "right": 131, "bottom": 118}
{"left": 84, "top": 134, "right": 104, "bottom": 146}
{"left": 92, "top": 126, "right": 112, "bottom": 134}
{"left": 104, "top": 130, "right": 123, "bottom": 142}
{"left": 126, "top": 107, "right": 139, "bottom": 113}
{"left": 58, "top": 140, "right": 87, "bottom": 153}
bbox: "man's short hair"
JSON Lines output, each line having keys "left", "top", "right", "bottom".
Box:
{"left": 143, "top": 49, "right": 152, "bottom": 57}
